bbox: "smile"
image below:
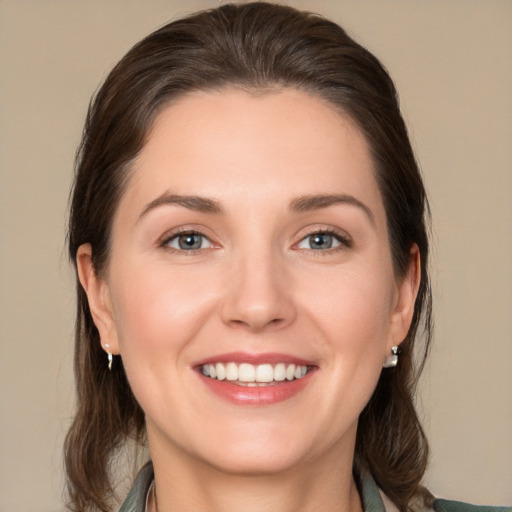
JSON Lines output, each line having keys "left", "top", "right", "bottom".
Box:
{"left": 201, "top": 362, "right": 309, "bottom": 385}
{"left": 195, "top": 353, "right": 316, "bottom": 405}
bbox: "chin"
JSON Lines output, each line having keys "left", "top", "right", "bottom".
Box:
{"left": 200, "top": 445, "right": 307, "bottom": 477}
{"left": 185, "top": 422, "right": 332, "bottom": 477}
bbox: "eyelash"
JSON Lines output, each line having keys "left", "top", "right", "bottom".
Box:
{"left": 160, "top": 229, "right": 214, "bottom": 254}
{"left": 296, "top": 229, "right": 352, "bottom": 254}
{"left": 160, "top": 228, "right": 352, "bottom": 255}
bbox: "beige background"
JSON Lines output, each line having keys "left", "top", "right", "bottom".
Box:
{"left": 0, "top": 1, "right": 511, "bottom": 510}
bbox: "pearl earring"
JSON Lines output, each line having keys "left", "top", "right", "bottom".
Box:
{"left": 105, "top": 343, "right": 113, "bottom": 371}
{"left": 383, "top": 345, "right": 399, "bottom": 368}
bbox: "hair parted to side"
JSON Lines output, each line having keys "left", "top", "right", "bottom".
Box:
{"left": 65, "top": 3, "right": 433, "bottom": 511}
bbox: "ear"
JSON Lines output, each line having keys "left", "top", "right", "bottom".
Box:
{"left": 76, "top": 244, "right": 120, "bottom": 355}
{"left": 387, "top": 244, "right": 421, "bottom": 350}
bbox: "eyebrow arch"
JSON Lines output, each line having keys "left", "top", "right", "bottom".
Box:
{"left": 137, "top": 193, "right": 223, "bottom": 222}
{"left": 289, "top": 194, "right": 375, "bottom": 225}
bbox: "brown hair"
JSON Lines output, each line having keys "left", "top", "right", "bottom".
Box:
{"left": 65, "top": 3, "right": 432, "bottom": 511}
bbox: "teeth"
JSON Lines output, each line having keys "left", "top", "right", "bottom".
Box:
{"left": 255, "top": 364, "right": 274, "bottom": 383}
{"left": 239, "top": 363, "right": 255, "bottom": 382}
{"left": 274, "top": 363, "right": 286, "bottom": 381}
{"left": 201, "top": 362, "right": 309, "bottom": 383}
{"left": 215, "top": 363, "right": 226, "bottom": 381}
{"left": 225, "top": 362, "right": 238, "bottom": 381}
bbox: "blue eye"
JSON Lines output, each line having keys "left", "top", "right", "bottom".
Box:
{"left": 297, "top": 232, "right": 344, "bottom": 250}
{"left": 165, "top": 232, "right": 212, "bottom": 251}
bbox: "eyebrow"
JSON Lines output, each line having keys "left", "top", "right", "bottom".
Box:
{"left": 289, "top": 194, "right": 375, "bottom": 224}
{"left": 137, "top": 192, "right": 374, "bottom": 224}
{"left": 137, "top": 193, "right": 223, "bottom": 221}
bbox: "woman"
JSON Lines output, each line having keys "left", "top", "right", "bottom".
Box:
{"left": 64, "top": 3, "right": 506, "bottom": 512}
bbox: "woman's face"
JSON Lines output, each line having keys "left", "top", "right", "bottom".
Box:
{"left": 80, "top": 88, "right": 418, "bottom": 475}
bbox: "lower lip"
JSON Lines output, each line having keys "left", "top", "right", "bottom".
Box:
{"left": 199, "top": 372, "right": 314, "bottom": 405}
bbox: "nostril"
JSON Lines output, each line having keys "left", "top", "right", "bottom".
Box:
{"left": 227, "top": 316, "right": 286, "bottom": 332}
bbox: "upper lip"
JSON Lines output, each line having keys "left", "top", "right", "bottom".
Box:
{"left": 192, "top": 351, "right": 317, "bottom": 368}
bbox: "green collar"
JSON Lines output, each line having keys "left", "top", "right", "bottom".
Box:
{"left": 358, "top": 468, "right": 388, "bottom": 512}
{"left": 119, "top": 462, "right": 153, "bottom": 512}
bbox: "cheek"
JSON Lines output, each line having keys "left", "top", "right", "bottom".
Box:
{"left": 297, "top": 259, "right": 395, "bottom": 405}
{"left": 106, "top": 260, "right": 226, "bottom": 424}
{"left": 302, "top": 264, "right": 395, "bottom": 348}
{"left": 108, "top": 260, "right": 220, "bottom": 364}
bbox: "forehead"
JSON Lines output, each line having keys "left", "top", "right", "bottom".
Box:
{"left": 121, "top": 88, "right": 385, "bottom": 224}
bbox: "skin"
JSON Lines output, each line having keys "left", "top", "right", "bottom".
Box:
{"left": 78, "top": 88, "right": 420, "bottom": 512}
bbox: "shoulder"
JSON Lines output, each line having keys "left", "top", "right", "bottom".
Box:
{"left": 432, "top": 499, "right": 511, "bottom": 512}
{"left": 380, "top": 485, "right": 510, "bottom": 512}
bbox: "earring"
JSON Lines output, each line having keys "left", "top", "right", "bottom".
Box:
{"left": 105, "top": 343, "right": 113, "bottom": 371}
{"left": 383, "top": 345, "right": 399, "bottom": 368}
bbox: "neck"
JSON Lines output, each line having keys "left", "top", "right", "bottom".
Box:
{"left": 148, "top": 435, "right": 363, "bottom": 512}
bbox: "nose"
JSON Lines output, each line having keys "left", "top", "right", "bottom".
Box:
{"left": 220, "top": 251, "right": 296, "bottom": 332}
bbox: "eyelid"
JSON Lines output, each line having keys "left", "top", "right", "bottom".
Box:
{"left": 159, "top": 226, "right": 218, "bottom": 252}
{"left": 157, "top": 225, "right": 351, "bottom": 253}
{"left": 293, "top": 226, "right": 353, "bottom": 250}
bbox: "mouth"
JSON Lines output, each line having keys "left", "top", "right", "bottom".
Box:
{"left": 199, "top": 362, "right": 310, "bottom": 386}
{"left": 194, "top": 353, "right": 317, "bottom": 405}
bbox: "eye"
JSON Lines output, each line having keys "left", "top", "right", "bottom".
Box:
{"left": 296, "top": 231, "right": 348, "bottom": 251}
{"left": 164, "top": 231, "right": 213, "bottom": 251}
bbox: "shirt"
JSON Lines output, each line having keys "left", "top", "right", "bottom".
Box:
{"left": 118, "top": 462, "right": 511, "bottom": 512}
